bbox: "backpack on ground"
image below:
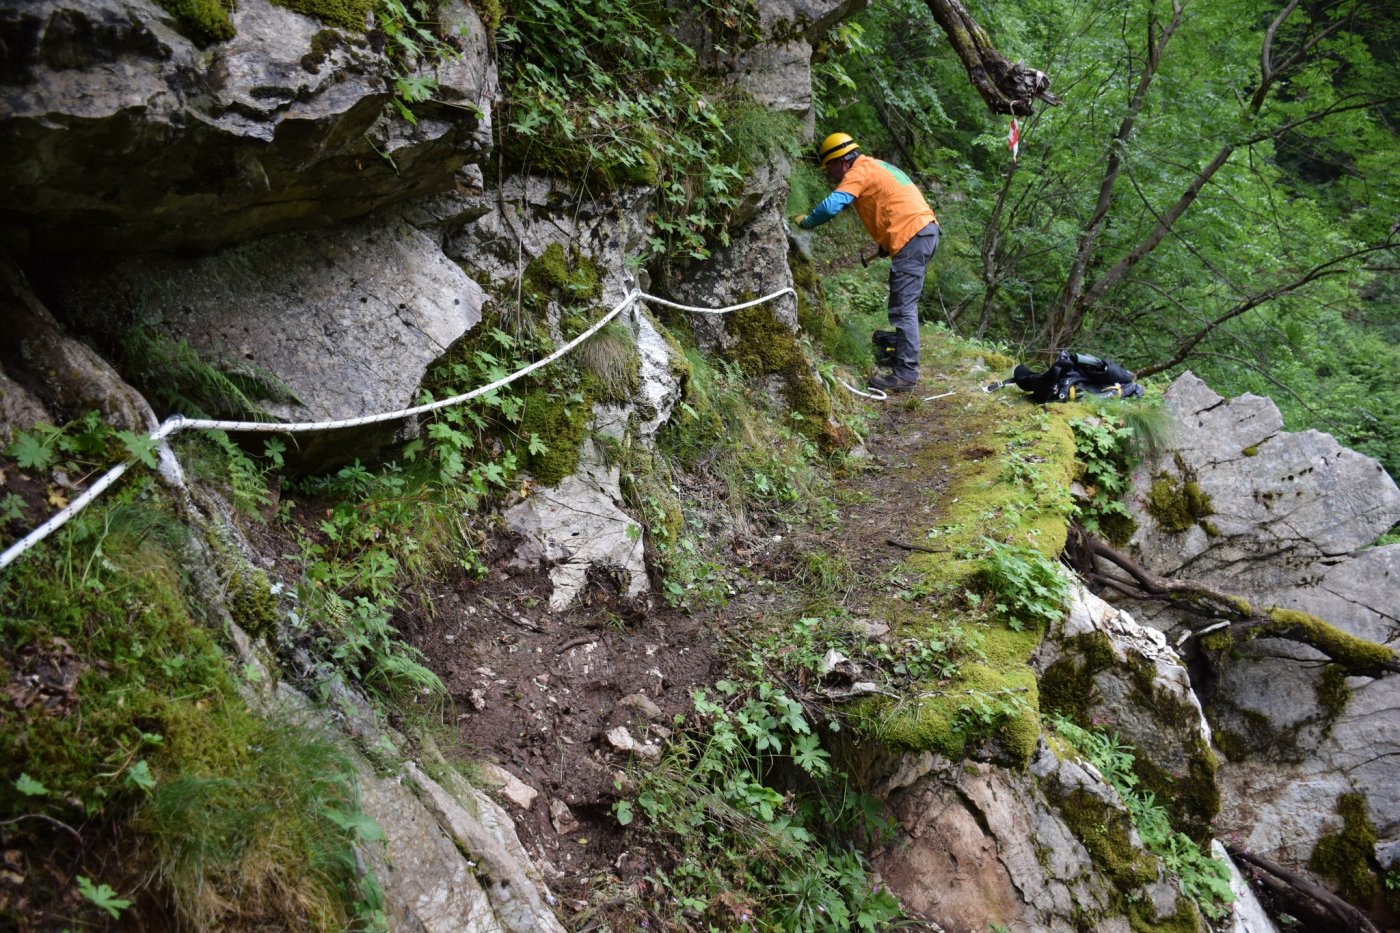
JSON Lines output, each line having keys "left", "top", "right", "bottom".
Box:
{"left": 993, "top": 350, "right": 1144, "bottom": 402}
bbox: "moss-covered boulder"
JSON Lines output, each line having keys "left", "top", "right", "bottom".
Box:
{"left": 1036, "top": 586, "right": 1220, "bottom": 842}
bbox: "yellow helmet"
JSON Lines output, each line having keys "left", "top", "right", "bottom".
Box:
{"left": 817, "top": 132, "right": 859, "bottom": 166}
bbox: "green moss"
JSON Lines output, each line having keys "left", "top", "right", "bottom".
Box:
{"left": 1129, "top": 896, "right": 1203, "bottom": 933}
{"left": 1198, "top": 627, "right": 1234, "bottom": 654}
{"left": 522, "top": 242, "right": 601, "bottom": 318}
{"left": 981, "top": 350, "right": 1017, "bottom": 372}
{"left": 1263, "top": 608, "right": 1396, "bottom": 672}
{"left": 271, "top": 0, "right": 376, "bottom": 31}
{"left": 473, "top": 0, "right": 503, "bottom": 32}
{"left": 1100, "top": 509, "right": 1140, "bottom": 548}
{"left": 1056, "top": 787, "right": 1159, "bottom": 890}
{"left": 855, "top": 618, "right": 1042, "bottom": 767}
{"left": 0, "top": 493, "right": 375, "bottom": 926}
{"left": 721, "top": 303, "right": 848, "bottom": 450}
{"left": 155, "top": 0, "right": 236, "bottom": 44}
{"left": 1210, "top": 728, "right": 1249, "bottom": 762}
{"left": 1315, "top": 664, "right": 1351, "bottom": 720}
{"left": 620, "top": 448, "right": 683, "bottom": 550}
{"left": 1241, "top": 445, "right": 1259, "bottom": 457}
{"left": 1146, "top": 465, "right": 1215, "bottom": 534}
{"left": 1129, "top": 739, "right": 1221, "bottom": 844}
{"left": 790, "top": 253, "right": 840, "bottom": 354}
{"left": 1039, "top": 632, "right": 1116, "bottom": 721}
{"left": 301, "top": 29, "right": 345, "bottom": 71}
{"left": 228, "top": 570, "right": 279, "bottom": 644}
{"left": 1308, "top": 793, "right": 1380, "bottom": 906}
{"left": 518, "top": 389, "right": 592, "bottom": 485}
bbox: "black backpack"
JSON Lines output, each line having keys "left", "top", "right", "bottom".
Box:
{"left": 999, "top": 350, "right": 1143, "bottom": 403}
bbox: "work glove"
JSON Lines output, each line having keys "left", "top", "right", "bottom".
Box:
{"left": 791, "top": 213, "right": 808, "bottom": 228}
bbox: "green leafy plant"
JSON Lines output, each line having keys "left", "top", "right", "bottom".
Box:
{"left": 497, "top": 0, "right": 775, "bottom": 262}
{"left": 118, "top": 330, "right": 295, "bottom": 423}
{"left": 1069, "top": 414, "right": 1138, "bottom": 539}
{"left": 1070, "top": 400, "right": 1173, "bottom": 541}
{"left": 618, "top": 658, "right": 903, "bottom": 930}
{"left": 5, "top": 411, "right": 115, "bottom": 476}
{"left": 973, "top": 537, "right": 1069, "bottom": 632}
{"left": 1051, "top": 717, "right": 1234, "bottom": 920}
{"left": 76, "top": 875, "right": 132, "bottom": 919}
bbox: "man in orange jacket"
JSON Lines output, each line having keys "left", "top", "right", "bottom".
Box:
{"left": 793, "top": 133, "right": 940, "bottom": 393}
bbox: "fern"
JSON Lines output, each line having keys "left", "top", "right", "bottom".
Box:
{"left": 118, "top": 329, "right": 298, "bottom": 421}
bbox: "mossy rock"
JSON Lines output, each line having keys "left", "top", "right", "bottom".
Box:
{"left": 1146, "top": 464, "right": 1214, "bottom": 534}
{"left": 228, "top": 569, "right": 280, "bottom": 644}
{"left": 1129, "top": 739, "right": 1220, "bottom": 844}
{"left": 1128, "top": 897, "right": 1204, "bottom": 933}
{"left": 1314, "top": 663, "right": 1351, "bottom": 721}
{"left": 1038, "top": 631, "right": 1116, "bottom": 722}
{"left": 1308, "top": 792, "right": 1380, "bottom": 907}
{"left": 721, "top": 303, "right": 845, "bottom": 449}
{"left": 522, "top": 242, "right": 601, "bottom": 315}
{"left": 271, "top": 0, "right": 376, "bottom": 31}
{"left": 518, "top": 389, "right": 592, "bottom": 485}
{"left": 1054, "top": 787, "right": 1160, "bottom": 890}
{"left": 155, "top": 0, "right": 237, "bottom": 44}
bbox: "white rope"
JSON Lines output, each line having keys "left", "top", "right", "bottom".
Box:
{"left": 1, "top": 285, "right": 816, "bottom": 571}
{"left": 635, "top": 289, "right": 794, "bottom": 315}
{"left": 922, "top": 390, "right": 955, "bottom": 401}
{"left": 838, "top": 378, "right": 887, "bottom": 401}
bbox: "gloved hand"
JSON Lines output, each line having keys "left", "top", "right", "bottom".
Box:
{"left": 791, "top": 213, "right": 808, "bottom": 228}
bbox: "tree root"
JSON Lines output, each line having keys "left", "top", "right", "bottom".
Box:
{"left": 1068, "top": 525, "right": 1399, "bottom": 678}
{"left": 1227, "top": 844, "right": 1381, "bottom": 933}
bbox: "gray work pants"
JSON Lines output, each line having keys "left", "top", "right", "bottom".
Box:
{"left": 887, "top": 222, "right": 940, "bottom": 382}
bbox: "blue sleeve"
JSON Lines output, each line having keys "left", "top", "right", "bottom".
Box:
{"left": 799, "top": 190, "right": 855, "bottom": 228}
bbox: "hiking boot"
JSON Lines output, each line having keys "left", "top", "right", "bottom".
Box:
{"left": 868, "top": 373, "right": 917, "bottom": 393}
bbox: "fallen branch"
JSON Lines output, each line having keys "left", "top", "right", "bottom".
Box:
{"left": 885, "top": 538, "right": 952, "bottom": 554}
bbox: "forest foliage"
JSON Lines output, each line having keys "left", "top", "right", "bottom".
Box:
{"left": 815, "top": 0, "right": 1399, "bottom": 477}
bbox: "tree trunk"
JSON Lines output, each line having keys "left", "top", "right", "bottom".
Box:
{"left": 919, "top": 0, "right": 1060, "bottom": 115}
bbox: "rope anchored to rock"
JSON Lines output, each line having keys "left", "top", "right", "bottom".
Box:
{"left": 1, "top": 284, "right": 886, "bottom": 572}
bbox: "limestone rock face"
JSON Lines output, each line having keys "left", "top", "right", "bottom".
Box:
{"left": 1035, "top": 585, "right": 1219, "bottom": 837}
{"left": 676, "top": 0, "right": 869, "bottom": 124}
{"left": 1122, "top": 372, "right": 1400, "bottom": 882}
{"left": 503, "top": 451, "right": 649, "bottom": 611}
{"left": 56, "top": 211, "right": 485, "bottom": 466}
{"left": 1, "top": 0, "right": 496, "bottom": 254}
{"left": 450, "top": 175, "right": 676, "bottom": 610}
{"left": 668, "top": 204, "right": 801, "bottom": 350}
{"left": 871, "top": 744, "right": 1184, "bottom": 933}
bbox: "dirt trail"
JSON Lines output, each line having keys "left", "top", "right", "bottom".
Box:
{"left": 404, "top": 357, "right": 1009, "bottom": 912}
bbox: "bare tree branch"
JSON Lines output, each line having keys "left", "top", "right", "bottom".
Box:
{"left": 1135, "top": 239, "right": 1398, "bottom": 378}
{"left": 1227, "top": 844, "right": 1381, "bottom": 933}
{"left": 1041, "top": 0, "right": 1386, "bottom": 351}
{"left": 1045, "top": 0, "right": 1184, "bottom": 349}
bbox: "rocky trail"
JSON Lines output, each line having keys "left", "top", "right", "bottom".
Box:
{"left": 390, "top": 344, "right": 1019, "bottom": 922}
